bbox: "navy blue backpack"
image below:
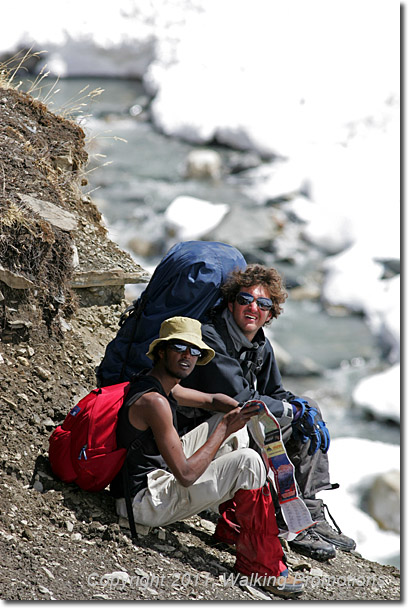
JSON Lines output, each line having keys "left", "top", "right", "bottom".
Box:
{"left": 97, "top": 241, "right": 247, "bottom": 387}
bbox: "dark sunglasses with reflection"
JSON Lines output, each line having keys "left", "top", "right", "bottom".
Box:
{"left": 168, "top": 341, "right": 203, "bottom": 358}
{"left": 235, "top": 291, "right": 273, "bottom": 311}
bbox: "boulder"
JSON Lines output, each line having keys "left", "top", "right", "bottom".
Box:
{"left": 367, "top": 470, "right": 400, "bottom": 533}
{"left": 184, "top": 149, "right": 222, "bottom": 181}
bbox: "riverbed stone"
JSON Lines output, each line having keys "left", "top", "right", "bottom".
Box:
{"left": 368, "top": 470, "right": 400, "bottom": 533}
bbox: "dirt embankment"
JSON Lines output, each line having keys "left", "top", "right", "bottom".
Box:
{"left": 0, "top": 82, "right": 400, "bottom": 601}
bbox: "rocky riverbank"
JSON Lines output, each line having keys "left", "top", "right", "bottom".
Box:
{"left": 0, "top": 82, "right": 400, "bottom": 601}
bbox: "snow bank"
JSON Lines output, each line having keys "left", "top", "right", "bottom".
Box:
{"left": 318, "top": 437, "right": 400, "bottom": 566}
{"left": 0, "top": 0, "right": 202, "bottom": 78}
{"left": 164, "top": 196, "right": 229, "bottom": 241}
{"left": 2, "top": 2, "right": 399, "bottom": 154}
{"left": 147, "top": 1, "right": 399, "bottom": 156}
{"left": 323, "top": 260, "right": 400, "bottom": 363}
{"left": 352, "top": 364, "right": 400, "bottom": 423}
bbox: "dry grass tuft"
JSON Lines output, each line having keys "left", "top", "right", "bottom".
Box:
{"left": 0, "top": 201, "right": 31, "bottom": 229}
{"left": 0, "top": 48, "right": 46, "bottom": 90}
{"left": 0, "top": 50, "right": 105, "bottom": 124}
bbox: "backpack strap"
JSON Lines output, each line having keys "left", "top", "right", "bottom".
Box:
{"left": 119, "top": 385, "right": 156, "bottom": 540}
{"left": 122, "top": 459, "right": 138, "bottom": 540}
{"left": 118, "top": 293, "right": 149, "bottom": 383}
{"left": 119, "top": 300, "right": 138, "bottom": 327}
{"left": 241, "top": 346, "right": 264, "bottom": 385}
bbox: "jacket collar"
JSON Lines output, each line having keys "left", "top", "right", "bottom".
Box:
{"left": 222, "top": 308, "right": 265, "bottom": 353}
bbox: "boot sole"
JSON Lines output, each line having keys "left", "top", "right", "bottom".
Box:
{"left": 288, "top": 543, "right": 336, "bottom": 561}
{"left": 315, "top": 533, "right": 356, "bottom": 552}
{"left": 237, "top": 574, "right": 304, "bottom": 599}
{"left": 212, "top": 535, "right": 237, "bottom": 551}
{"left": 264, "top": 585, "right": 304, "bottom": 599}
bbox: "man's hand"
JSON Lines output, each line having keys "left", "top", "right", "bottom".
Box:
{"left": 221, "top": 402, "right": 261, "bottom": 437}
{"left": 291, "top": 399, "right": 330, "bottom": 455}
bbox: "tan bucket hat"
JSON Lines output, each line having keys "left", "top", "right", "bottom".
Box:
{"left": 146, "top": 316, "right": 215, "bottom": 365}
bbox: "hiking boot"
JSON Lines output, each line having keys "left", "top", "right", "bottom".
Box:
{"left": 263, "top": 575, "right": 304, "bottom": 599}
{"left": 313, "top": 520, "right": 356, "bottom": 551}
{"left": 212, "top": 529, "right": 236, "bottom": 552}
{"left": 288, "top": 527, "right": 336, "bottom": 561}
{"left": 313, "top": 504, "right": 356, "bottom": 551}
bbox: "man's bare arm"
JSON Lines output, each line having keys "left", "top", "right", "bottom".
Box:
{"left": 172, "top": 384, "right": 238, "bottom": 413}
{"left": 141, "top": 394, "right": 258, "bottom": 487}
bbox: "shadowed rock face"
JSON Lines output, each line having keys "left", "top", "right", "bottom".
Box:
{"left": 0, "top": 83, "right": 400, "bottom": 602}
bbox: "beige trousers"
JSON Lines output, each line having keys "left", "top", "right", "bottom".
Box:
{"left": 116, "top": 414, "right": 266, "bottom": 527}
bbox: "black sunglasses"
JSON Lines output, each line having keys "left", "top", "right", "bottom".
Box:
{"left": 235, "top": 292, "right": 273, "bottom": 311}
{"left": 168, "top": 342, "right": 202, "bottom": 358}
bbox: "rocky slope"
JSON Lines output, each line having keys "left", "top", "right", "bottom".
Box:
{"left": 0, "top": 81, "right": 400, "bottom": 601}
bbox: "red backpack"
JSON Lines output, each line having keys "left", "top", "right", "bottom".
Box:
{"left": 48, "top": 382, "right": 130, "bottom": 492}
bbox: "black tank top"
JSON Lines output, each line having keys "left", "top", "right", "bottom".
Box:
{"left": 110, "top": 373, "right": 178, "bottom": 499}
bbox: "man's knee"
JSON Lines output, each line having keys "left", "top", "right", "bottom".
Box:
{"left": 218, "top": 425, "right": 249, "bottom": 456}
{"left": 236, "top": 447, "right": 266, "bottom": 489}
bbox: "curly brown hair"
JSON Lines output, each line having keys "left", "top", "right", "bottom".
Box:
{"left": 221, "top": 264, "right": 288, "bottom": 320}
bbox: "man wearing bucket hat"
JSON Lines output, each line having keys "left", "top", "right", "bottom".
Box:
{"left": 111, "top": 316, "right": 303, "bottom": 598}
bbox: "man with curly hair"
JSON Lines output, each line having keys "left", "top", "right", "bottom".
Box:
{"left": 181, "top": 264, "right": 356, "bottom": 561}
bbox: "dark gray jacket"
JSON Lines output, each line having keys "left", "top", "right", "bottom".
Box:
{"left": 182, "top": 310, "right": 296, "bottom": 428}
